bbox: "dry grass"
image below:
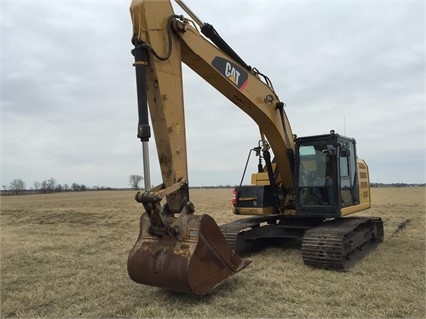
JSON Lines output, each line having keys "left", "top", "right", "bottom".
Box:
{"left": 1, "top": 187, "right": 425, "bottom": 318}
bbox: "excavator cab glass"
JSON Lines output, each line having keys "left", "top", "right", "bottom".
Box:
{"left": 295, "top": 133, "right": 360, "bottom": 217}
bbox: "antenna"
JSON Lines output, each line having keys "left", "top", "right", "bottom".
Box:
{"left": 344, "top": 116, "right": 346, "bottom": 136}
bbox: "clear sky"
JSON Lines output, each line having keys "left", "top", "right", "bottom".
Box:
{"left": 1, "top": 0, "right": 425, "bottom": 189}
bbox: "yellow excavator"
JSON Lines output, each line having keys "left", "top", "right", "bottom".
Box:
{"left": 127, "top": 0, "right": 384, "bottom": 295}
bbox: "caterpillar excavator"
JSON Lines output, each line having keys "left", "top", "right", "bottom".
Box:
{"left": 127, "top": 0, "right": 384, "bottom": 295}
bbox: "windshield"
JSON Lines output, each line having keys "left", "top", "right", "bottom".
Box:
{"left": 299, "top": 142, "right": 331, "bottom": 187}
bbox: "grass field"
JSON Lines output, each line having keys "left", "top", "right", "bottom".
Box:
{"left": 1, "top": 187, "right": 425, "bottom": 318}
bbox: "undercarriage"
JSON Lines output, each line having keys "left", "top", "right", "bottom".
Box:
{"left": 220, "top": 216, "right": 384, "bottom": 270}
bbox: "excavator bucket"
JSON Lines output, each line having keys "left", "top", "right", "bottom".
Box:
{"left": 128, "top": 211, "right": 250, "bottom": 295}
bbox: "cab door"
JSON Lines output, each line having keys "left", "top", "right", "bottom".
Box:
{"left": 295, "top": 137, "right": 340, "bottom": 217}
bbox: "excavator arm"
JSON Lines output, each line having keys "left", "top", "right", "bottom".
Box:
{"left": 130, "top": 1, "right": 188, "bottom": 214}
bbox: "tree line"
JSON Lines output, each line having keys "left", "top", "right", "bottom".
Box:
{"left": 2, "top": 175, "right": 146, "bottom": 196}
{"left": 3, "top": 177, "right": 424, "bottom": 196}
{"left": 3, "top": 178, "right": 93, "bottom": 195}
{"left": 370, "top": 182, "right": 426, "bottom": 188}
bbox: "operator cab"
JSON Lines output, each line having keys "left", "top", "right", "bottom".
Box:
{"left": 295, "top": 131, "right": 360, "bottom": 217}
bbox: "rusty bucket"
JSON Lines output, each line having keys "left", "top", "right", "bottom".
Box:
{"left": 128, "top": 212, "right": 250, "bottom": 295}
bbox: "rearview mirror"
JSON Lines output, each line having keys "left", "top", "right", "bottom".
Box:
{"left": 340, "top": 144, "right": 351, "bottom": 157}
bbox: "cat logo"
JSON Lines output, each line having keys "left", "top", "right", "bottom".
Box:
{"left": 225, "top": 62, "right": 240, "bottom": 86}
{"left": 212, "top": 56, "right": 248, "bottom": 91}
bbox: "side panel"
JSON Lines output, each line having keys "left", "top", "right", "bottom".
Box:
{"left": 341, "top": 159, "right": 371, "bottom": 216}
{"left": 357, "top": 159, "right": 371, "bottom": 206}
{"left": 233, "top": 186, "right": 275, "bottom": 215}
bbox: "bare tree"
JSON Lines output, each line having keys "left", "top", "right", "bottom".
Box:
{"left": 34, "top": 181, "right": 41, "bottom": 192}
{"left": 47, "top": 178, "right": 56, "bottom": 192}
{"left": 9, "top": 179, "right": 26, "bottom": 195}
{"left": 129, "top": 175, "right": 143, "bottom": 190}
{"left": 39, "top": 178, "right": 56, "bottom": 193}
{"left": 40, "top": 180, "right": 48, "bottom": 193}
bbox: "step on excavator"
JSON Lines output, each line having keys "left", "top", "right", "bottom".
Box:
{"left": 127, "top": 0, "right": 384, "bottom": 295}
